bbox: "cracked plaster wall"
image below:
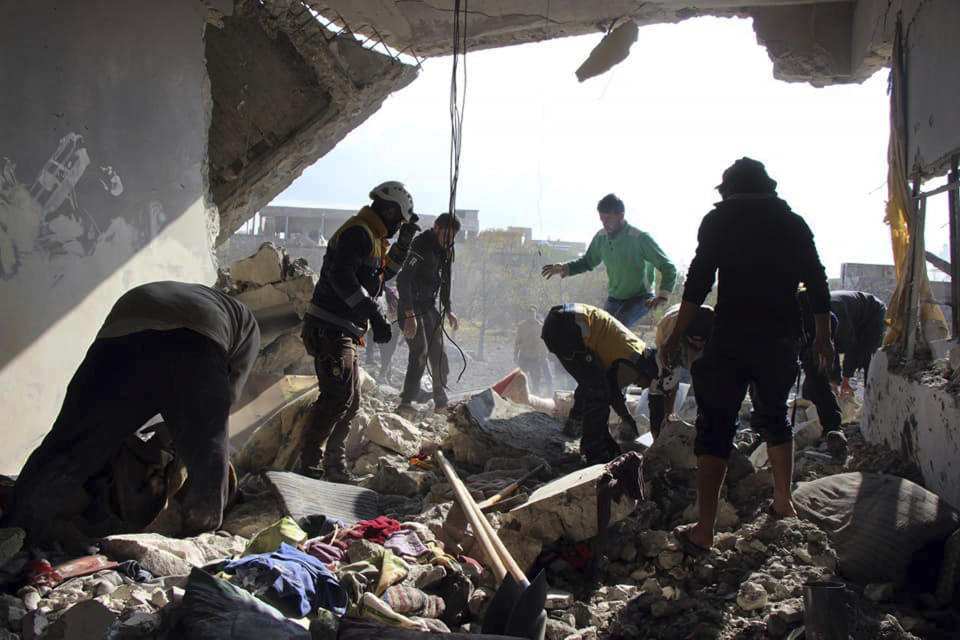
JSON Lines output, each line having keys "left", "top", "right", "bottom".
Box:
{"left": 0, "top": 0, "right": 220, "bottom": 474}
{"left": 863, "top": 351, "right": 960, "bottom": 508}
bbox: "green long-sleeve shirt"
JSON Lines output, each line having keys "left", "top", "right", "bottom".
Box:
{"left": 565, "top": 223, "right": 677, "bottom": 300}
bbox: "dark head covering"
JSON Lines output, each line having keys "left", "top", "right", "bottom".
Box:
{"left": 717, "top": 157, "right": 778, "bottom": 197}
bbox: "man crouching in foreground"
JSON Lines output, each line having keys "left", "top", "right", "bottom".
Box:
{"left": 662, "top": 158, "right": 833, "bottom": 553}
{"left": 2, "top": 281, "right": 260, "bottom": 549}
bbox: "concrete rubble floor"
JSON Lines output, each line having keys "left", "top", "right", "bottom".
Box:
{"left": 1, "top": 373, "right": 959, "bottom": 640}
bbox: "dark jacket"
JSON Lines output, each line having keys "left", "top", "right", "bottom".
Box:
{"left": 683, "top": 194, "right": 830, "bottom": 340}
{"left": 305, "top": 207, "right": 407, "bottom": 338}
{"left": 396, "top": 229, "right": 453, "bottom": 318}
{"left": 830, "top": 290, "right": 887, "bottom": 378}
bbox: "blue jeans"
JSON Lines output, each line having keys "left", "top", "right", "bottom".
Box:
{"left": 603, "top": 294, "right": 653, "bottom": 328}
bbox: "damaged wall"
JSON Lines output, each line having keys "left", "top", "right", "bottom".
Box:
{"left": 863, "top": 351, "right": 960, "bottom": 508}
{"left": 0, "top": 1, "right": 222, "bottom": 474}
{"left": 207, "top": 0, "right": 419, "bottom": 243}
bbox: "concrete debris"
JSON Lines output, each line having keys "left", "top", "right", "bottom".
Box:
{"left": 229, "top": 241, "right": 284, "bottom": 286}
{"left": 99, "top": 532, "right": 247, "bottom": 576}
{"left": 233, "top": 386, "right": 319, "bottom": 474}
{"left": 365, "top": 413, "right": 422, "bottom": 457}
{"left": 254, "top": 332, "right": 307, "bottom": 374}
{"left": 44, "top": 599, "right": 116, "bottom": 640}
{"left": 502, "top": 464, "right": 637, "bottom": 547}
{"left": 446, "top": 389, "right": 577, "bottom": 468}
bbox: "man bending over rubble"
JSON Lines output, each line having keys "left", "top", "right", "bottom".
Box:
{"left": 299, "top": 181, "right": 419, "bottom": 482}
{"left": 3, "top": 281, "right": 260, "bottom": 548}
{"left": 541, "top": 303, "right": 660, "bottom": 464}
{"left": 662, "top": 158, "right": 833, "bottom": 553}
{"left": 649, "top": 303, "right": 715, "bottom": 439}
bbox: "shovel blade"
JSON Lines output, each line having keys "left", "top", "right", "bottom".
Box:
{"left": 505, "top": 570, "right": 548, "bottom": 640}
{"left": 482, "top": 573, "right": 522, "bottom": 635}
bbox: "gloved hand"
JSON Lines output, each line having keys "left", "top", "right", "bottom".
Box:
{"left": 370, "top": 313, "right": 392, "bottom": 344}
{"left": 396, "top": 221, "right": 420, "bottom": 249}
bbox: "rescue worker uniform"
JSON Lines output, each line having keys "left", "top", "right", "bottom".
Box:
{"left": 563, "top": 223, "right": 678, "bottom": 327}
{"left": 300, "top": 206, "right": 409, "bottom": 476}
{"left": 514, "top": 315, "right": 553, "bottom": 395}
{"left": 683, "top": 192, "right": 830, "bottom": 459}
{"left": 4, "top": 282, "right": 259, "bottom": 547}
{"left": 649, "top": 304, "right": 714, "bottom": 437}
{"left": 397, "top": 228, "right": 453, "bottom": 410}
{"left": 541, "top": 303, "right": 659, "bottom": 464}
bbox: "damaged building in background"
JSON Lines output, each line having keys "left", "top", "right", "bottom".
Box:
{"left": 0, "top": 0, "right": 959, "bottom": 637}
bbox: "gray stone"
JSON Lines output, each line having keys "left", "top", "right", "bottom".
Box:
{"left": 274, "top": 274, "right": 319, "bottom": 317}
{"left": 445, "top": 390, "right": 575, "bottom": 467}
{"left": 639, "top": 530, "right": 677, "bottom": 557}
{"left": 545, "top": 617, "right": 577, "bottom": 640}
{"left": 0, "top": 528, "right": 25, "bottom": 569}
{"left": 221, "top": 496, "right": 285, "bottom": 539}
{"left": 45, "top": 599, "right": 117, "bottom": 640}
{"left": 367, "top": 457, "right": 433, "bottom": 497}
{"left": 254, "top": 332, "right": 306, "bottom": 373}
{"left": 656, "top": 551, "right": 683, "bottom": 570}
{"left": 643, "top": 420, "right": 697, "bottom": 473}
{"left": 234, "top": 282, "right": 288, "bottom": 311}
{"left": 0, "top": 594, "right": 26, "bottom": 631}
{"left": 682, "top": 499, "right": 739, "bottom": 530}
{"left": 502, "top": 464, "right": 637, "bottom": 544}
{"left": 17, "top": 587, "right": 40, "bottom": 612}
{"left": 366, "top": 413, "right": 422, "bottom": 457}
{"left": 737, "top": 581, "right": 769, "bottom": 611}
{"left": 21, "top": 610, "right": 48, "bottom": 640}
{"left": 618, "top": 543, "right": 638, "bottom": 562}
{"left": 99, "top": 532, "right": 247, "bottom": 577}
{"left": 497, "top": 527, "right": 544, "bottom": 574}
{"left": 764, "top": 597, "right": 803, "bottom": 637}
{"left": 545, "top": 589, "right": 574, "bottom": 610}
{"left": 231, "top": 242, "right": 284, "bottom": 285}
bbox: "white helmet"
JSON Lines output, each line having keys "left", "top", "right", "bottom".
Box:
{"left": 369, "top": 181, "right": 415, "bottom": 221}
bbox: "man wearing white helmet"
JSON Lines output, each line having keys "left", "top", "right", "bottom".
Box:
{"left": 299, "top": 181, "right": 419, "bottom": 482}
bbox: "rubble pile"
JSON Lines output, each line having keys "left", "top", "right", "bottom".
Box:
{"left": 221, "top": 241, "right": 319, "bottom": 375}
{"left": 2, "top": 260, "right": 959, "bottom": 640}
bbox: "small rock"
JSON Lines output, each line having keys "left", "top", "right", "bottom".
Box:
{"left": 764, "top": 597, "right": 803, "bottom": 637}
{"left": 17, "top": 587, "right": 40, "bottom": 611}
{"left": 93, "top": 580, "right": 116, "bottom": 597}
{"left": 366, "top": 413, "right": 422, "bottom": 457}
{"left": 641, "top": 578, "right": 662, "bottom": 597}
{"left": 737, "top": 581, "right": 769, "bottom": 611}
{"left": 545, "top": 590, "right": 575, "bottom": 610}
{"left": 150, "top": 588, "right": 170, "bottom": 607}
{"left": 545, "top": 618, "right": 578, "bottom": 640}
{"left": 44, "top": 600, "right": 117, "bottom": 640}
{"left": 230, "top": 242, "right": 284, "bottom": 286}
{"left": 661, "top": 586, "right": 679, "bottom": 601}
{"left": 639, "top": 530, "right": 676, "bottom": 557}
{"left": 116, "top": 610, "right": 161, "bottom": 633}
{"left": 630, "top": 566, "right": 655, "bottom": 581}
{"left": 656, "top": 551, "right": 683, "bottom": 570}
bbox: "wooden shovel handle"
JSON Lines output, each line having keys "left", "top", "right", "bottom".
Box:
{"left": 435, "top": 451, "right": 527, "bottom": 585}
{"left": 435, "top": 450, "right": 507, "bottom": 581}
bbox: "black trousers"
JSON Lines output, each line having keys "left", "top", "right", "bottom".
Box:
{"left": 542, "top": 307, "right": 620, "bottom": 465}
{"left": 800, "top": 348, "right": 841, "bottom": 430}
{"left": 691, "top": 329, "right": 799, "bottom": 458}
{"left": 300, "top": 327, "right": 361, "bottom": 469}
{"left": 5, "top": 329, "right": 231, "bottom": 546}
{"left": 400, "top": 308, "right": 449, "bottom": 407}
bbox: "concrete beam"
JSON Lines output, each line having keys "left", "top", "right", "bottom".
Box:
{"left": 207, "top": 0, "right": 418, "bottom": 244}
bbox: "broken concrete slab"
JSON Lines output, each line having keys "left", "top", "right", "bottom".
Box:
{"left": 230, "top": 242, "right": 284, "bottom": 286}
{"left": 254, "top": 332, "right": 307, "bottom": 374}
{"left": 221, "top": 496, "right": 286, "bottom": 539}
{"left": 502, "top": 464, "right": 637, "bottom": 544}
{"left": 643, "top": 419, "right": 697, "bottom": 474}
{"left": 366, "top": 413, "right": 422, "bottom": 457}
{"left": 99, "top": 532, "right": 247, "bottom": 577}
{"left": 273, "top": 274, "right": 319, "bottom": 317}
{"left": 44, "top": 599, "right": 117, "bottom": 640}
{"left": 232, "top": 384, "right": 319, "bottom": 473}
{"left": 446, "top": 389, "right": 576, "bottom": 468}
{"left": 234, "top": 282, "right": 289, "bottom": 311}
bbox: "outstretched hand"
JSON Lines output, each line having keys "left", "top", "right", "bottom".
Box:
{"left": 542, "top": 264, "right": 568, "bottom": 279}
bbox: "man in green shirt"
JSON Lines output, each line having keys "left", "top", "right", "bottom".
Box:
{"left": 542, "top": 194, "right": 677, "bottom": 327}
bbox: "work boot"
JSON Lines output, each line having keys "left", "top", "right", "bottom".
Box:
{"left": 825, "top": 430, "right": 849, "bottom": 463}
{"left": 322, "top": 459, "right": 359, "bottom": 484}
{"left": 300, "top": 464, "right": 325, "bottom": 480}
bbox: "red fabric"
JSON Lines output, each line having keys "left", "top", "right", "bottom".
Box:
{"left": 346, "top": 516, "right": 403, "bottom": 545}
{"left": 25, "top": 560, "right": 63, "bottom": 588}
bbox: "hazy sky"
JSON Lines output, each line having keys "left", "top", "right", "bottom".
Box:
{"left": 275, "top": 16, "right": 899, "bottom": 277}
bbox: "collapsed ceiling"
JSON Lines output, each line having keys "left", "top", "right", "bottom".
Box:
{"left": 206, "top": 0, "right": 894, "bottom": 243}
